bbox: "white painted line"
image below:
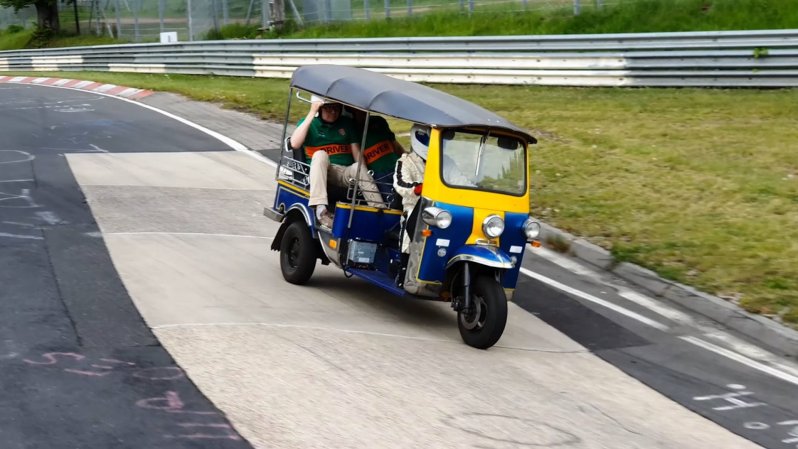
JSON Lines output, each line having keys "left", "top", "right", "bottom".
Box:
{"left": 618, "top": 288, "right": 694, "bottom": 325}
{"left": 0, "top": 179, "right": 34, "bottom": 183}
{"left": 530, "top": 245, "right": 597, "bottom": 277}
{"left": 681, "top": 336, "right": 798, "bottom": 386}
{"left": 31, "top": 77, "right": 49, "bottom": 84}
{"left": 107, "top": 231, "right": 272, "bottom": 239}
{"left": 52, "top": 79, "right": 73, "bottom": 86}
{"left": 9, "top": 76, "right": 26, "bottom": 82}
{"left": 519, "top": 267, "right": 670, "bottom": 331}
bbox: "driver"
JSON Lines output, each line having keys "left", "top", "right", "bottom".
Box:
{"left": 289, "top": 96, "right": 385, "bottom": 228}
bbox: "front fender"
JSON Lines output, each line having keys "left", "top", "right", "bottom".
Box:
{"left": 445, "top": 245, "right": 514, "bottom": 270}
{"left": 270, "top": 205, "right": 314, "bottom": 251}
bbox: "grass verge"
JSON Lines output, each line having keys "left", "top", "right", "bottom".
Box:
{"left": 3, "top": 70, "right": 797, "bottom": 327}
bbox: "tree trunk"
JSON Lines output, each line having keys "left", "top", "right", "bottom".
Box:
{"left": 35, "top": 0, "right": 60, "bottom": 31}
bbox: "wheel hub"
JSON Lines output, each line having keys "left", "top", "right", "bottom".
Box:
{"left": 460, "top": 295, "right": 486, "bottom": 330}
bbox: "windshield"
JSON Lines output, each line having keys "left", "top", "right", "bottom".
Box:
{"left": 440, "top": 129, "right": 527, "bottom": 195}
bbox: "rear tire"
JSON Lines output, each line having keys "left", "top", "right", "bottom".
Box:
{"left": 279, "top": 220, "right": 316, "bottom": 285}
{"left": 457, "top": 275, "right": 508, "bottom": 349}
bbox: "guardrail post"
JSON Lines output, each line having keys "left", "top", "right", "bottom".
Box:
{"left": 573, "top": 0, "right": 580, "bottom": 15}
{"left": 468, "top": 0, "right": 474, "bottom": 14}
{"left": 384, "top": 0, "right": 390, "bottom": 19}
{"left": 158, "top": 0, "right": 165, "bottom": 32}
{"left": 407, "top": 0, "right": 412, "bottom": 16}
{"left": 134, "top": 0, "right": 141, "bottom": 42}
{"left": 114, "top": 0, "right": 121, "bottom": 38}
{"left": 187, "top": 0, "right": 194, "bottom": 40}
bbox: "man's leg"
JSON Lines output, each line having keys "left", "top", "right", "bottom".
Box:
{"left": 308, "top": 151, "right": 330, "bottom": 207}
{"left": 343, "top": 162, "right": 386, "bottom": 208}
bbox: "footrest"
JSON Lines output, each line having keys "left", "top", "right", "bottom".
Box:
{"left": 348, "top": 268, "right": 406, "bottom": 297}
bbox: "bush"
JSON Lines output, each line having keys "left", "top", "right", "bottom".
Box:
{"left": 7, "top": 24, "right": 24, "bottom": 33}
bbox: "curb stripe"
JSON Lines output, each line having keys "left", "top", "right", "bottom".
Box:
{"left": 0, "top": 76, "right": 153, "bottom": 101}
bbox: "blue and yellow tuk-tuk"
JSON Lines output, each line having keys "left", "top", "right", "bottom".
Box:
{"left": 264, "top": 65, "right": 540, "bottom": 349}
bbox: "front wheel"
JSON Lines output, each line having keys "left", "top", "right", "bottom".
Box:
{"left": 457, "top": 275, "right": 508, "bottom": 349}
{"left": 279, "top": 220, "right": 317, "bottom": 285}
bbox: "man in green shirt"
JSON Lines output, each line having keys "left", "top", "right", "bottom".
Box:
{"left": 290, "top": 97, "right": 384, "bottom": 228}
{"left": 351, "top": 109, "right": 405, "bottom": 198}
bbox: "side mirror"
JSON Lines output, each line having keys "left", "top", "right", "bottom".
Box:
{"left": 497, "top": 136, "right": 520, "bottom": 150}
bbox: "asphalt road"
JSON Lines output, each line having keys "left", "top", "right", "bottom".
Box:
{"left": 0, "top": 84, "right": 251, "bottom": 448}
{"left": 1, "top": 83, "right": 796, "bottom": 448}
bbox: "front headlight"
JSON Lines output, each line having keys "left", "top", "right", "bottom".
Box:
{"left": 523, "top": 218, "right": 541, "bottom": 240}
{"left": 482, "top": 215, "right": 505, "bottom": 238}
{"left": 421, "top": 207, "right": 452, "bottom": 229}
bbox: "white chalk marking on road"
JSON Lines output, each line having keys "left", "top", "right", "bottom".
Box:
{"left": 88, "top": 144, "right": 109, "bottom": 153}
{"left": 681, "top": 336, "right": 798, "bottom": 387}
{"left": 519, "top": 267, "right": 670, "bottom": 332}
{"left": 0, "top": 232, "right": 43, "bottom": 240}
{"left": 35, "top": 211, "right": 61, "bottom": 225}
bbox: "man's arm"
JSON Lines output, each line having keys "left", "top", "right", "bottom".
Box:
{"left": 289, "top": 100, "right": 322, "bottom": 149}
{"left": 350, "top": 143, "right": 363, "bottom": 163}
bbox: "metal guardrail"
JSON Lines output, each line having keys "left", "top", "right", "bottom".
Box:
{"left": 1, "top": 29, "right": 797, "bottom": 87}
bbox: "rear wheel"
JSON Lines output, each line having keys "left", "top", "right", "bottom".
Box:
{"left": 457, "top": 275, "right": 508, "bottom": 349}
{"left": 279, "top": 220, "right": 316, "bottom": 285}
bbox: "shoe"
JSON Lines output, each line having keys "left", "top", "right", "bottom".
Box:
{"left": 317, "top": 209, "right": 334, "bottom": 229}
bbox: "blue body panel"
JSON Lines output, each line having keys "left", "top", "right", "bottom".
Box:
{"left": 417, "top": 203, "right": 473, "bottom": 283}
{"left": 498, "top": 211, "right": 529, "bottom": 288}
{"left": 416, "top": 202, "right": 527, "bottom": 289}
{"left": 349, "top": 268, "right": 405, "bottom": 297}
{"left": 274, "top": 183, "right": 315, "bottom": 230}
{"left": 331, "top": 205, "right": 401, "bottom": 242}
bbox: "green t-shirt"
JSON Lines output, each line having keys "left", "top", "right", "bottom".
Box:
{"left": 359, "top": 116, "right": 399, "bottom": 174}
{"left": 297, "top": 115, "right": 358, "bottom": 166}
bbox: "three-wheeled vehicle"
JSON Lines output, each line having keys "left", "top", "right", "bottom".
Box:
{"left": 264, "top": 65, "right": 540, "bottom": 349}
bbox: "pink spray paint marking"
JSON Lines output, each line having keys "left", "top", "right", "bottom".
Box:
{"left": 136, "top": 391, "right": 217, "bottom": 415}
{"left": 24, "top": 352, "right": 84, "bottom": 365}
{"left": 133, "top": 367, "right": 185, "bottom": 381}
{"left": 168, "top": 423, "right": 242, "bottom": 441}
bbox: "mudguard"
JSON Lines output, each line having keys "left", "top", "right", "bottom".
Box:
{"left": 445, "top": 245, "right": 514, "bottom": 270}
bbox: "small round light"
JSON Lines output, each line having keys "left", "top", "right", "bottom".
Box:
{"left": 422, "top": 207, "right": 452, "bottom": 229}
{"left": 436, "top": 210, "right": 452, "bottom": 229}
{"left": 523, "top": 218, "right": 541, "bottom": 240}
{"left": 483, "top": 215, "right": 505, "bottom": 238}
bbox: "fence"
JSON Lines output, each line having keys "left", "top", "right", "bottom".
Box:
{"left": 0, "top": 0, "right": 606, "bottom": 42}
{"left": 0, "top": 30, "right": 796, "bottom": 87}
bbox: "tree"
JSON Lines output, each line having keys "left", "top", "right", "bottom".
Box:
{"left": 0, "top": 0, "right": 60, "bottom": 32}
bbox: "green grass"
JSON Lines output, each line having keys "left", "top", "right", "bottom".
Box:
{"left": 3, "top": 70, "right": 796, "bottom": 327}
{"left": 0, "top": 26, "right": 33, "bottom": 49}
{"left": 264, "top": 0, "right": 798, "bottom": 38}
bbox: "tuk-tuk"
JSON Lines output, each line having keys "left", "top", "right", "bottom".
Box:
{"left": 264, "top": 65, "right": 540, "bottom": 349}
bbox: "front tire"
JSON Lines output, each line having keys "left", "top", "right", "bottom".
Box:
{"left": 457, "top": 275, "right": 508, "bottom": 349}
{"left": 279, "top": 220, "right": 317, "bottom": 285}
